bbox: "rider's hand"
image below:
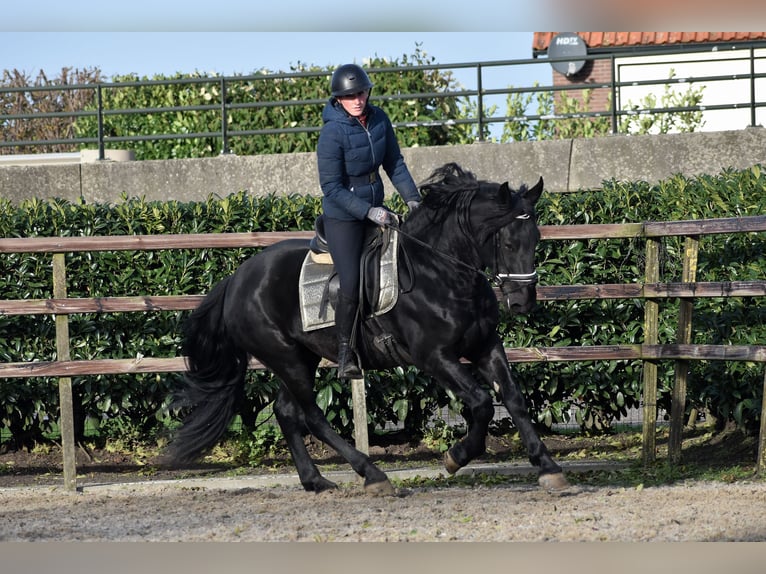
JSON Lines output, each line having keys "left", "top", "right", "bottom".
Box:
{"left": 407, "top": 201, "right": 421, "bottom": 212}
{"left": 366, "top": 207, "right": 392, "bottom": 227}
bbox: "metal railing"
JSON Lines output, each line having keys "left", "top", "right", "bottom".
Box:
{"left": 2, "top": 41, "right": 766, "bottom": 158}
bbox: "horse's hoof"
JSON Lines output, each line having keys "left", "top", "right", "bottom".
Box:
{"left": 364, "top": 478, "right": 396, "bottom": 497}
{"left": 444, "top": 451, "right": 461, "bottom": 475}
{"left": 305, "top": 477, "right": 338, "bottom": 493}
{"left": 538, "top": 472, "right": 570, "bottom": 491}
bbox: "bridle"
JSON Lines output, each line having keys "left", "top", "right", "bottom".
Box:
{"left": 491, "top": 213, "right": 538, "bottom": 294}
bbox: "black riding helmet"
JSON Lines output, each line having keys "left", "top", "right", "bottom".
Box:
{"left": 330, "top": 63, "right": 374, "bottom": 97}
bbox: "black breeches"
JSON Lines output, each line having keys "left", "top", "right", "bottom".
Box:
{"left": 323, "top": 216, "right": 366, "bottom": 300}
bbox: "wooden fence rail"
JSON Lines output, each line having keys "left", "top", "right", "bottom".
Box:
{"left": 2, "top": 215, "right": 766, "bottom": 489}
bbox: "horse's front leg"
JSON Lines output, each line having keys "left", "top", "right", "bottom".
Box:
{"left": 421, "top": 354, "right": 496, "bottom": 473}
{"left": 474, "top": 339, "right": 570, "bottom": 491}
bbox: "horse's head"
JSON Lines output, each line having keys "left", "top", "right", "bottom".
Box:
{"left": 409, "top": 163, "right": 543, "bottom": 314}
{"left": 478, "top": 177, "right": 544, "bottom": 315}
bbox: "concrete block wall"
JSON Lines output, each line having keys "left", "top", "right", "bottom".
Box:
{"left": 1, "top": 128, "right": 765, "bottom": 205}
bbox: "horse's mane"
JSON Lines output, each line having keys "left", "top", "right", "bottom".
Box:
{"left": 419, "top": 163, "right": 479, "bottom": 208}
{"left": 403, "top": 162, "right": 531, "bottom": 248}
{"left": 404, "top": 163, "right": 481, "bottom": 234}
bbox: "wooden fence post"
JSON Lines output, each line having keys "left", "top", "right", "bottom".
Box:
{"left": 52, "top": 254, "right": 77, "bottom": 491}
{"left": 351, "top": 376, "right": 369, "bottom": 455}
{"left": 668, "top": 236, "right": 699, "bottom": 464}
{"left": 642, "top": 237, "right": 661, "bottom": 465}
{"left": 758, "top": 368, "right": 766, "bottom": 476}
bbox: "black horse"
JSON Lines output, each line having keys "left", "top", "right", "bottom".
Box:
{"left": 165, "top": 163, "right": 569, "bottom": 495}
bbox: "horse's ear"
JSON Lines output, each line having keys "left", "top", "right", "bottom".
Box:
{"left": 525, "top": 177, "right": 544, "bottom": 205}
{"left": 499, "top": 182, "right": 512, "bottom": 205}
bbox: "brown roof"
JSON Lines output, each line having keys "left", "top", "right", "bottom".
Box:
{"left": 533, "top": 32, "right": 766, "bottom": 52}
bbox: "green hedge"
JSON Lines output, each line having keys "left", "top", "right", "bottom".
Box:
{"left": 2, "top": 166, "right": 765, "bottom": 448}
{"left": 70, "top": 47, "right": 474, "bottom": 161}
{"left": 522, "top": 165, "right": 766, "bottom": 431}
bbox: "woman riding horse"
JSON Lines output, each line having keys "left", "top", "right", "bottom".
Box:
{"left": 165, "top": 163, "right": 569, "bottom": 495}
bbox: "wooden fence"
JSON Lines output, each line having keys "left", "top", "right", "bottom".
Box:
{"left": 2, "top": 217, "right": 766, "bottom": 490}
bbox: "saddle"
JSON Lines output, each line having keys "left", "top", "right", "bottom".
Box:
{"left": 299, "top": 214, "right": 403, "bottom": 331}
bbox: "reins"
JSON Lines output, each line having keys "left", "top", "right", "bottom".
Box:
{"left": 388, "top": 214, "right": 538, "bottom": 292}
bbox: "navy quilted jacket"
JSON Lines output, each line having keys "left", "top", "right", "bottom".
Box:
{"left": 316, "top": 99, "right": 420, "bottom": 221}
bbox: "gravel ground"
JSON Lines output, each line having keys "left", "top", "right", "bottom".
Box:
{"left": 2, "top": 466, "right": 766, "bottom": 542}
{"left": 3, "top": 427, "right": 765, "bottom": 544}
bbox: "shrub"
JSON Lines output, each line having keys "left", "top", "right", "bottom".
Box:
{"left": 1, "top": 166, "right": 765, "bottom": 448}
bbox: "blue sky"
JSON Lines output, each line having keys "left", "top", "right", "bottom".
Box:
{"left": 3, "top": 1, "right": 762, "bottom": 85}
{"left": 2, "top": 3, "right": 762, "bottom": 98}
{"left": 3, "top": 1, "right": 553, "bottom": 33}
{"left": 0, "top": 32, "right": 548, "bottom": 89}
{"left": 3, "top": 0, "right": 761, "bottom": 36}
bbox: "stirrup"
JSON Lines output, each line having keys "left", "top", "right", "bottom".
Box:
{"left": 337, "top": 343, "right": 362, "bottom": 379}
{"left": 338, "top": 362, "right": 362, "bottom": 379}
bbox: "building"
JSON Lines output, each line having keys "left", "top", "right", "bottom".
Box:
{"left": 532, "top": 32, "right": 766, "bottom": 133}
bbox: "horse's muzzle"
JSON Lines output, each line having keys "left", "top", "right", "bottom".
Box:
{"left": 498, "top": 273, "right": 538, "bottom": 315}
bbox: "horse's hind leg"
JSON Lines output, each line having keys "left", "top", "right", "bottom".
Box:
{"left": 273, "top": 387, "right": 338, "bottom": 493}
{"left": 295, "top": 396, "right": 394, "bottom": 495}
{"left": 272, "top": 362, "right": 395, "bottom": 496}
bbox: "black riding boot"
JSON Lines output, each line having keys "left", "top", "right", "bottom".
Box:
{"left": 335, "top": 293, "right": 362, "bottom": 379}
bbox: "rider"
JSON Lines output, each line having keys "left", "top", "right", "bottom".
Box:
{"left": 316, "top": 63, "right": 422, "bottom": 379}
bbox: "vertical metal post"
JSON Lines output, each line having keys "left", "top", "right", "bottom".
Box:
{"left": 96, "top": 85, "right": 105, "bottom": 161}
{"left": 53, "top": 254, "right": 77, "bottom": 491}
{"left": 220, "top": 77, "right": 230, "bottom": 155}
{"left": 750, "top": 47, "right": 757, "bottom": 128}
{"left": 668, "top": 235, "right": 699, "bottom": 464}
{"left": 476, "top": 64, "right": 484, "bottom": 142}
{"left": 351, "top": 376, "right": 369, "bottom": 455}
{"left": 642, "top": 237, "right": 661, "bottom": 465}
{"left": 610, "top": 54, "right": 618, "bottom": 134}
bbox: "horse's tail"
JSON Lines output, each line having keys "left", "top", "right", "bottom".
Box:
{"left": 164, "top": 275, "right": 248, "bottom": 464}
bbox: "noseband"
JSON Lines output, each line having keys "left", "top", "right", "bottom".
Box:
{"left": 492, "top": 270, "right": 538, "bottom": 289}
{"left": 491, "top": 213, "right": 538, "bottom": 293}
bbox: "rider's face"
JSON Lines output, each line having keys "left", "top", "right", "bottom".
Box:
{"left": 337, "top": 90, "right": 369, "bottom": 117}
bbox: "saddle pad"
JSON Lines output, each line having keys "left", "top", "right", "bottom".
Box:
{"left": 299, "top": 230, "right": 399, "bottom": 331}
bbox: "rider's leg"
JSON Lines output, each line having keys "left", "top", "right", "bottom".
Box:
{"left": 323, "top": 217, "right": 365, "bottom": 380}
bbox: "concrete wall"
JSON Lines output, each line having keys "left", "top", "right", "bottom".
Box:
{"left": 2, "top": 128, "right": 765, "bottom": 204}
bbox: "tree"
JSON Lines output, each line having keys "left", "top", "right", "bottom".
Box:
{"left": 0, "top": 68, "right": 103, "bottom": 155}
